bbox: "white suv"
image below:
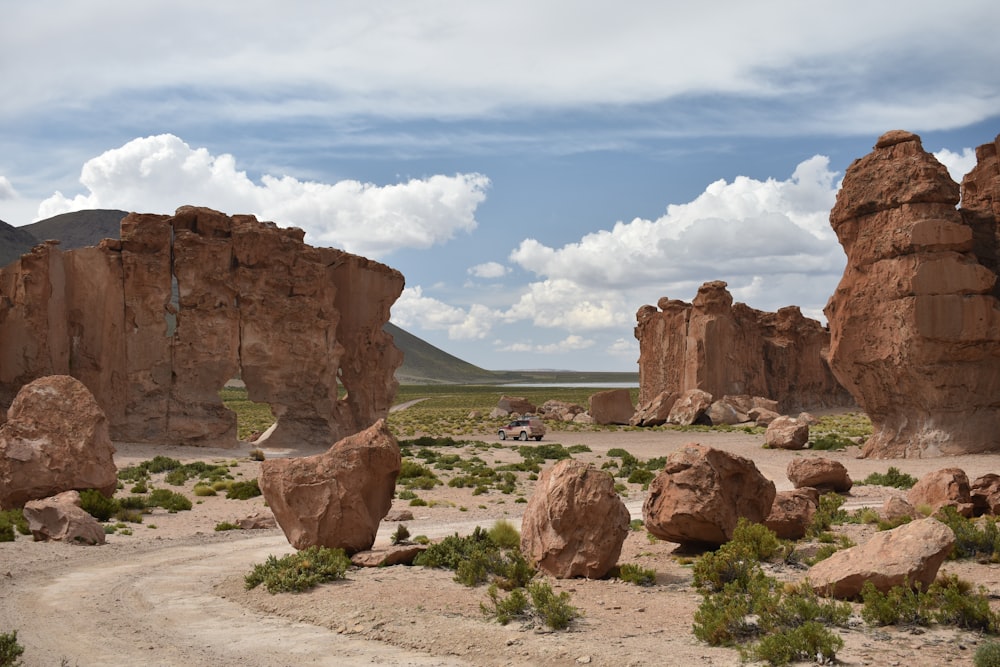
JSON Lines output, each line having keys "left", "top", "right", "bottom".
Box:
{"left": 498, "top": 418, "right": 546, "bottom": 441}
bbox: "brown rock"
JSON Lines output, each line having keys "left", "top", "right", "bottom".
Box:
{"left": 588, "top": 389, "right": 634, "bottom": 425}
{"left": 23, "top": 490, "right": 106, "bottom": 545}
{"left": 520, "top": 459, "right": 630, "bottom": 579}
{"left": 808, "top": 518, "right": 955, "bottom": 599}
{"left": 0, "top": 375, "right": 117, "bottom": 509}
{"left": 826, "top": 131, "right": 1000, "bottom": 457}
{"left": 635, "top": 281, "right": 852, "bottom": 416}
{"left": 495, "top": 396, "right": 536, "bottom": 416}
{"left": 765, "top": 488, "right": 819, "bottom": 540}
{"left": 907, "top": 468, "right": 973, "bottom": 517}
{"left": 629, "top": 391, "right": 678, "bottom": 427}
{"left": 749, "top": 407, "right": 780, "bottom": 427}
{"left": 705, "top": 399, "right": 749, "bottom": 426}
{"left": 764, "top": 416, "right": 809, "bottom": 450}
{"left": 881, "top": 496, "right": 917, "bottom": 523}
{"left": 642, "top": 443, "right": 776, "bottom": 546}
{"left": 351, "top": 544, "right": 426, "bottom": 567}
{"left": 666, "top": 389, "right": 713, "bottom": 426}
{"left": 0, "top": 207, "right": 404, "bottom": 449}
{"left": 384, "top": 509, "right": 414, "bottom": 522}
{"left": 238, "top": 511, "right": 277, "bottom": 530}
{"left": 971, "top": 474, "right": 1000, "bottom": 516}
{"left": 786, "top": 457, "right": 852, "bottom": 493}
{"left": 538, "top": 400, "right": 585, "bottom": 422}
{"left": 258, "top": 419, "right": 401, "bottom": 553}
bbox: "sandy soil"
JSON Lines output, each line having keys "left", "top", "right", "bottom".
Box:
{"left": 3, "top": 425, "right": 1000, "bottom": 666}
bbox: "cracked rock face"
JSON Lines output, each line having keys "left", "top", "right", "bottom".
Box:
{"left": 0, "top": 206, "right": 404, "bottom": 448}
{"left": 825, "top": 131, "right": 1000, "bottom": 457}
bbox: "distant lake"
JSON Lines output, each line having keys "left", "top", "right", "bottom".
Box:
{"left": 500, "top": 382, "right": 638, "bottom": 388}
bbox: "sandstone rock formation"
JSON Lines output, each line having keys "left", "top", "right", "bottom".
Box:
{"left": 786, "top": 457, "right": 852, "bottom": 493}
{"left": 0, "top": 375, "right": 117, "bottom": 509}
{"left": 666, "top": 389, "right": 713, "bottom": 426}
{"left": 906, "top": 467, "right": 973, "bottom": 517}
{"left": 826, "top": 131, "right": 1000, "bottom": 457}
{"left": 588, "top": 389, "right": 634, "bottom": 425}
{"left": 628, "top": 391, "right": 677, "bottom": 426}
{"left": 495, "top": 396, "right": 536, "bottom": 416}
{"left": 22, "top": 490, "right": 106, "bottom": 545}
{"left": 643, "top": 444, "right": 775, "bottom": 546}
{"left": 971, "top": 474, "right": 1000, "bottom": 516}
{"left": 634, "top": 281, "right": 852, "bottom": 418}
{"left": 258, "top": 419, "right": 401, "bottom": 553}
{"left": 808, "top": 518, "right": 955, "bottom": 599}
{"left": 538, "top": 400, "right": 586, "bottom": 422}
{"left": 0, "top": 207, "right": 404, "bottom": 448}
{"left": 765, "top": 488, "right": 818, "bottom": 540}
{"left": 764, "top": 416, "right": 809, "bottom": 450}
{"left": 881, "top": 496, "right": 917, "bottom": 524}
{"left": 520, "top": 459, "right": 630, "bottom": 579}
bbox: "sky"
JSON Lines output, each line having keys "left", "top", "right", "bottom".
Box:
{"left": 1, "top": 2, "right": 998, "bottom": 372}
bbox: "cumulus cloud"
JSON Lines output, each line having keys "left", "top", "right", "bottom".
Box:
{"left": 468, "top": 261, "right": 508, "bottom": 279}
{"left": 391, "top": 286, "right": 497, "bottom": 340}
{"left": 934, "top": 147, "right": 977, "bottom": 183}
{"left": 499, "top": 335, "right": 595, "bottom": 355}
{"left": 37, "top": 134, "right": 490, "bottom": 258}
{"left": 0, "top": 176, "right": 16, "bottom": 200}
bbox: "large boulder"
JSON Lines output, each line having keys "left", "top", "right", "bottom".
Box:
{"left": 23, "top": 490, "right": 106, "bottom": 545}
{"left": 520, "top": 459, "right": 630, "bottom": 579}
{"left": 629, "top": 391, "right": 678, "bottom": 427}
{"left": 495, "top": 395, "right": 536, "bottom": 416}
{"left": 258, "top": 419, "right": 401, "bottom": 553}
{"left": 538, "top": 400, "right": 585, "bottom": 422}
{"left": 787, "top": 457, "right": 852, "bottom": 493}
{"left": 825, "top": 131, "right": 1000, "bottom": 457}
{"left": 666, "top": 389, "right": 713, "bottom": 426}
{"left": 705, "top": 399, "right": 748, "bottom": 426}
{"left": 808, "top": 518, "right": 955, "bottom": 599}
{"left": 643, "top": 443, "right": 776, "bottom": 546}
{"left": 764, "top": 416, "right": 809, "bottom": 450}
{"left": 588, "top": 389, "right": 634, "bottom": 425}
{"left": 907, "top": 468, "right": 973, "bottom": 517}
{"left": 0, "top": 375, "right": 117, "bottom": 509}
{"left": 765, "top": 488, "right": 819, "bottom": 540}
{"left": 971, "top": 474, "right": 1000, "bottom": 516}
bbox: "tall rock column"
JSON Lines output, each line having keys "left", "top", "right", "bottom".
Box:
{"left": 825, "top": 130, "right": 1000, "bottom": 457}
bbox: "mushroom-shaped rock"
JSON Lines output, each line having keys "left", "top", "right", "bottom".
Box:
{"left": 787, "top": 457, "right": 853, "bottom": 493}
{"left": 765, "top": 488, "right": 819, "bottom": 540}
{"left": 588, "top": 389, "right": 634, "bottom": 426}
{"left": 907, "top": 468, "right": 973, "bottom": 517}
{"left": 0, "top": 375, "right": 117, "bottom": 509}
{"left": 643, "top": 443, "right": 776, "bottom": 546}
{"left": 808, "top": 518, "right": 955, "bottom": 599}
{"left": 23, "top": 490, "right": 106, "bottom": 545}
{"left": 520, "top": 459, "right": 630, "bottom": 579}
{"left": 258, "top": 419, "right": 401, "bottom": 553}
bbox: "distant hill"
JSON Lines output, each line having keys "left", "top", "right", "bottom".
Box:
{"left": 0, "top": 209, "right": 637, "bottom": 384}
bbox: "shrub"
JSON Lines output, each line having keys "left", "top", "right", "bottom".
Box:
{"left": 390, "top": 524, "right": 411, "bottom": 545}
{"left": 481, "top": 584, "right": 530, "bottom": 624}
{"left": 415, "top": 526, "right": 534, "bottom": 590}
{"left": 809, "top": 433, "right": 854, "bottom": 451}
{"left": 859, "top": 466, "right": 918, "bottom": 489}
{"left": 249, "top": 448, "right": 265, "bottom": 461}
{"left": 214, "top": 521, "right": 241, "bottom": 531}
{"left": 629, "top": 518, "right": 644, "bottom": 531}
{"left": 618, "top": 563, "right": 656, "bottom": 586}
{"left": 527, "top": 580, "right": 579, "bottom": 630}
{"left": 118, "top": 495, "right": 147, "bottom": 510}
{"left": 626, "top": 468, "right": 654, "bottom": 485}
{"left": 747, "top": 620, "right": 844, "bottom": 666}
{"left": 193, "top": 484, "right": 217, "bottom": 497}
{"left": 0, "top": 510, "right": 28, "bottom": 542}
{"left": 976, "top": 640, "right": 1000, "bottom": 667}
{"left": 936, "top": 506, "right": 1000, "bottom": 560}
{"left": 78, "top": 488, "right": 119, "bottom": 521}
{"left": 245, "top": 546, "right": 351, "bottom": 593}
{"left": 860, "top": 575, "right": 999, "bottom": 632}
{"left": 0, "top": 630, "right": 24, "bottom": 667}
{"left": 487, "top": 519, "right": 520, "bottom": 549}
{"left": 808, "top": 493, "right": 849, "bottom": 536}
{"left": 147, "top": 489, "right": 192, "bottom": 512}
{"left": 226, "top": 479, "right": 261, "bottom": 500}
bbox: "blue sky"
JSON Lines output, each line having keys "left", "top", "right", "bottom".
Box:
{"left": 1, "top": 2, "right": 998, "bottom": 371}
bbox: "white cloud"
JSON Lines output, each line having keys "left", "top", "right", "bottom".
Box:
{"left": 391, "top": 286, "right": 497, "bottom": 340}
{"left": 498, "top": 335, "right": 595, "bottom": 355}
{"left": 934, "top": 147, "right": 977, "bottom": 183}
{"left": 468, "top": 261, "right": 508, "bottom": 279}
{"left": 608, "top": 338, "right": 639, "bottom": 357}
{"left": 0, "top": 176, "right": 16, "bottom": 200}
{"left": 36, "top": 134, "right": 490, "bottom": 258}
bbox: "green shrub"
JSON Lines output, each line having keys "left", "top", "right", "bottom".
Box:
{"left": 249, "top": 448, "right": 265, "bottom": 461}
{"left": 809, "top": 433, "right": 854, "bottom": 451}
{"left": 936, "top": 506, "right": 1000, "bottom": 560}
{"left": 747, "top": 620, "right": 844, "bottom": 666}
{"left": 0, "top": 630, "right": 24, "bottom": 667}
{"left": 226, "top": 479, "right": 261, "bottom": 500}
{"left": 390, "top": 524, "right": 411, "bottom": 545}
{"left": 214, "top": 521, "right": 241, "bottom": 531}
{"left": 860, "top": 575, "right": 999, "bottom": 632}
{"left": 415, "top": 526, "right": 534, "bottom": 590}
{"left": 481, "top": 584, "right": 530, "bottom": 624}
{"left": 487, "top": 520, "right": 520, "bottom": 550}
{"left": 409, "top": 498, "right": 428, "bottom": 506}
{"left": 118, "top": 495, "right": 147, "bottom": 510}
{"left": 78, "top": 488, "right": 120, "bottom": 521}
{"left": 860, "top": 466, "right": 918, "bottom": 489}
{"left": 629, "top": 518, "right": 644, "bottom": 531}
{"left": 0, "top": 510, "right": 28, "bottom": 542}
{"left": 808, "top": 493, "right": 849, "bottom": 536}
{"left": 245, "top": 546, "right": 351, "bottom": 593}
{"left": 193, "top": 484, "right": 217, "bottom": 497}
{"left": 146, "top": 489, "right": 192, "bottom": 512}
{"left": 618, "top": 563, "right": 656, "bottom": 586}
{"left": 626, "top": 468, "right": 654, "bottom": 485}
{"left": 527, "top": 580, "right": 579, "bottom": 630}
{"left": 976, "top": 640, "right": 1000, "bottom": 667}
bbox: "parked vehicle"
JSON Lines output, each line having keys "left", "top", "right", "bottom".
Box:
{"left": 498, "top": 417, "right": 546, "bottom": 441}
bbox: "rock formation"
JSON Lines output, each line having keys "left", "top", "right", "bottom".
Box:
{"left": 258, "top": 419, "right": 401, "bottom": 553}
{"left": 764, "top": 416, "right": 809, "bottom": 450}
{"left": 0, "top": 375, "right": 117, "bottom": 509}
{"left": 642, "top": 443, "right": 775, "bottom": 546}
{"left": 765, "top": 488, "right": 818, "bottom": 540}
{"left": 22, "top": 490, "right": 106, "bottom": 545}
{"left": 826, "top": 131, "right": 1000, "bottom": 457}
{"left": 0, "top": 207, "right": 404, "bottom": 448}
{"left": 786, "top": 457, "right": 852, "bottom": 493}
{"left": 906, "top": 467, "right": 973, "bottom": 517}
{"left": 520, "top": 459, "right": 630, "bottom": 578}
{"left": 634, "top": 281, "right": 852, "bottom": 417}
{"left": 587, "top": 389, "right": 634, "bottom": 425}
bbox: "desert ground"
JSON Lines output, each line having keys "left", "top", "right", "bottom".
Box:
{"left": 3, "top": 420, "right": 1000, "bottom": 667}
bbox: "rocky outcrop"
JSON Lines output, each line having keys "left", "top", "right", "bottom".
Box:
{"left": 258, "top": 419, "right": 401, "bottom": 553}
{"left": 0, "top": 375, "right": 117, "bottom": 509}
{"left": 628, "top": 391, "right": 677, "bottom": 426}
{"left": 786, "top": 457, "right": 852, "bottom": 493}
{"left": 808, "top": 518, "right": 955, "bottom": 599}
{"left": 826, "top": 131, "right": 1000, "bottom": 457}
{"left": 23, "top": 490, "right": 106, "bottom": 545}
{"left": 0, "top": 207, "right": 404, "bottom": 448}
{"left": 538, "top": 400, "right": 586, "bottom": 422}
{"left": 634, "top": 281, "right": 852, "bottom": 416}
{"left": 643, "top": 443, "right": 775, "bottom": 546}
{"left": 907, "top": 468, "right": 973, "bottom": 517}
{"left": 520, "top": 459, "right": 630, "bottom": 579}
{"left": 666, "top": 389, "right": 713, "bottom": 426}
{"left": 588, "top": 389, "right": 634, "bottom": 425}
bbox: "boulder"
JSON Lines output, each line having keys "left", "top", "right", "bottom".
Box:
{"left": 971, "top": 474, "right": 1000, "bottom": 516}
{"left": 0, "top": 375, "right": 117, "bottom": 509}
{"left": 351, "top": 544, "right": 426, "bottom": 568}
{"left": 705, "top": 399, "right": 748, "bottom": 426}
{"left": 258, "top": 419, "right": 400, "bottom": 553}
{"left": 588, "top": 389, "right": 634, "bottom": 425}
{"left": 237, "top": 511, "right": 277, "bottom": 530}
{"left": 787, "top": 457, "right": 852, "bottom": 493}
{"left": 634, "top": 281, "right": 852, "bottom": 416}
{"left": 629, "top": 391, "right": 678, "bottom": 427}
{"left": 384, "top": 509, "right": 414, "bottom": 522}
{"left": 765, "top": 416, "right": 809, "bottom": 450}
{"left": 572, "top": 412, "right": 593, "bottom": 424}
{"left": 538, "top": 400, "right": 585, "bottom": 422}
{"left": 881, "top": 496, "right": 917, "bottom": 524}
{"left": 496, "top": 396, "right": 536, "bottom": 416}
{"left": 765, "top": 488, "right": 819, "bottom": 540}
{"left": 808, "top": 518, "right": 955, "bottom": 599}
{"left": 520, "top": 459, "right": 630, "bottom": 578}
{"left": 907, "top": 468, "right": 973, "bottom": 517}
{"left": 23, "top": 491, "right": 106, "bottom": 545}
{"left": 825, "top": 131, "right": 1000, "bottom": 457}
{"left": 666, "top": 389, "right": 714, "bottom": 426}
{"left": 643, "top": 443, "right": 776, "bottom": 546}
{"left": 749, "top": 407, "right": 780, "bottom": 427}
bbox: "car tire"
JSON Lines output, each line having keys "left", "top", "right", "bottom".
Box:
{"left": 534, "top": 436, "right": 542, "bottom": 441}
{"left": 498, "top": 431, "right": 506, "bottom": 440}
{"left": 519, "top": 431, "right": 528, "bottom": 441}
